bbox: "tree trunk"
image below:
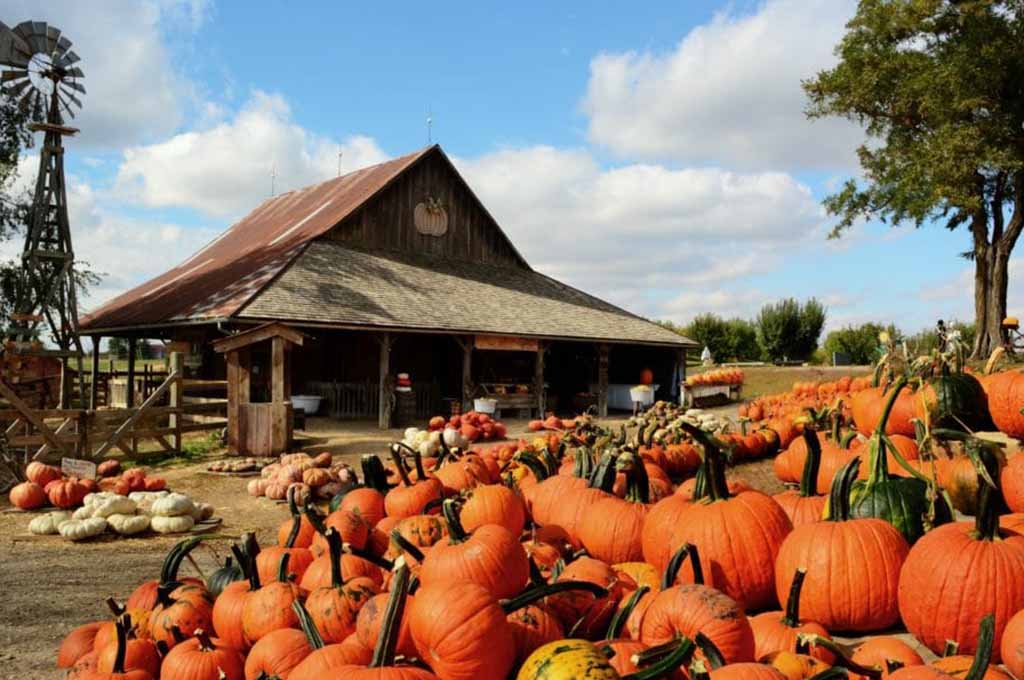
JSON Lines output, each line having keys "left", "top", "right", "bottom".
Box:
{"left": 972, "top": 228, "right": 1014, "bottom": 359}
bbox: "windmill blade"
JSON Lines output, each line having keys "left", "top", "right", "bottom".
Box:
{"left": 59, "top": 88, "right": 82, "bottom": 110}
{"left": 58, "top": 95, "right": 75, "bottom": 119}
{"left": 62, "top": 80, "right": 85, "bottom": 95}
{"left": 3, "top": 78, "right": 31, "bottom": 98}
{"left": 56, "top": 35, "right": 71, "bottom": 54}
{"left": 16, "top": 86, "right": 34, "bottom": 112}
{"left": 0, "top": 21, "right": 32, "bottom": 68}
{"left": 55, "top": 49, "right": 79, "bottom": 69}
{"left": 1, "top": 69, "right": 28, "bottom": 82}
{"left": 45, "top": 25, "right": 61, "bottom": 54}
{"left": 65, "top": 67, "right": 84, "bottom": 79}
{"left": 27, "top": 22, "right": 49, "bottom": 55}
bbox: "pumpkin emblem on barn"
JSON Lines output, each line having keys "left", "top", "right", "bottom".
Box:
{"left": 414, "top": 195, "right": 449, "bottom": 236}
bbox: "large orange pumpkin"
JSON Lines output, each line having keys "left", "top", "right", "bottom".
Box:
{"left": 772, "top": 429, "right": 827, "bottom": 527}
{"left": 775, "top": 457, "right": 909, "bottom": 633}
{"left": 9, "top": 480, "right": 46, "bottom": 509}
{"left": 579, "top": 450, "right": 650, "bottom": 564}
{"left": 982, "top": 369, "right": 1024, "bottom": 438}
{"left": 749, "top": 569, "right": 834, "bottom": 664}
{"left": 898, "top": 447, "right": 1024, "bottom": 661}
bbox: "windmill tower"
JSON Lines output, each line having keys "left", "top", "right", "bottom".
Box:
{"left": 0, "top": 21, "right": 86, "bottom": 405}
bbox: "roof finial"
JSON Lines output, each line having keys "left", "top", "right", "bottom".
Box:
{"left": 427, "top": 105, "right": 433, "bottom": 145}
{"left": 270, "top": 162, "right": 277, "bottom": 196}
{"left": 338, "top": 146, "right": 343, "bottom": 177}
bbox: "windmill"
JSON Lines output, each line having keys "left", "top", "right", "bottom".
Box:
{"left": 0, "top": 20, "right": 86, "bottom": 405}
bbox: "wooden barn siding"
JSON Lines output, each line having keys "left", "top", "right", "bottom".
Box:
{"left": 324, "top": 152, "right": 525, "bottom": 267}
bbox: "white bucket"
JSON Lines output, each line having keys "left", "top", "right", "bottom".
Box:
{"left": 292, "top": 394, "right": 323, "bottom": 415}
{"left": 474, "top": 398, "right": 497, "bottom": 414}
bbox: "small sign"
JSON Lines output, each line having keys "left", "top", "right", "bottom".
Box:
{"left": 61, "top": 457, "right": 97, "bottom": 480}
{"left": 475, "top": 335, "right": 540, "bottom": 352}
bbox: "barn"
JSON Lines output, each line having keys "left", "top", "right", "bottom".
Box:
{"left": 80, "top": 145, "right": 695, "bottom": 443}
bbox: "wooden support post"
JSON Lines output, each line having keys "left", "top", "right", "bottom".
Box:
{"left": 89, "top": 336, "right": 101, "bottom": 409}
{"left": 458, "top": 336, "right": 473, "bottom": 413}
{"left": 59, "top": 358, "right": 69, "bottom": 409}
{"left": 534, "top": 343, "right": 546, "bottom": 418}
{"left": 271, "top": 336, "right": 287, "bottom": 403}
{"left": 169, "top": 351, "right": 183, "bottom": 453}
{"left": 675, "top": 348, "right": 687, "bottom": 405}
{"left": 597, "top": 343, "right": 609, "bottom": 418}
{"left": 378, "top": 332, "right": 392, "bottom": 430}
{"left": 126, "top": 338, "right": 137, "bottom": 407}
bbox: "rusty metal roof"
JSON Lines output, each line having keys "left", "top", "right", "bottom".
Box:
{"left": 80, "top": 146, "right": 436, "bottom": 332}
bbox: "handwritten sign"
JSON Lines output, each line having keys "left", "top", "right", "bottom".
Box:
{"left": 61, "top": 457, "right": 97, "bottom": 480}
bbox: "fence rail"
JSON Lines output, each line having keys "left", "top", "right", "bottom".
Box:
{"left": 306, "top": 381, "right": 441, "bottom": 420}
{"left": 0, "top": 352, "right": 226, "bottom": 475}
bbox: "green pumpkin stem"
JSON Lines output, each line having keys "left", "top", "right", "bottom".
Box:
{"left": 606, "top": 585, "right": 650, "bottom": 640}
{"left": 590, "top": 452, "right": 618, "bottom": 492}
{"left": 388, "top": 444, "right": 413, "bottom": 487}
{"left": 840, "top": 431, "right": 859, "bottom": 449}
{"left": 500, "top": 580, "right": 608, "bottom": 614}
{"left": 622, "top": 637, "right": 696, "bottom": 680}
{"left": 620, "top": 452, "right": 650, "bottom": 504}
{"left": 292, "top": 599, "right": 325, "bottom": 650}
{"left": 826, "top": 457, "right": 861, "bottom": 522}
{"left": 797, "top": 633, "right": 882, "bottom": 679}
{"left": 695, "top": 632, "right": 726, "bottom": 669}
{"left": 230, "top": 544, "right": 249, "bottom": 580}
{"left": 441, "top": 499, "right": 468, "bottom": 543}
{"left": 943, "top": 640, "right": 960, "bottom": 657}
{"left": 807, "top": 670, "right": 851, "bottom": 680}
{"left": 284, "top": 489, "right": 302, "bottom": 549}
{"left": 105, "top": 596, "right": 125, "bottom": 618}
{"left": 689, "top": 659, "right": 710, "bottom": 680}
{"left": 246, "top": 544, "right": 262, "bottom": 591}
{"left": 965, "top": 614, "right": 995, "bottom": 680}
{"left": 161, "top": 536, "right": 202, "bottom": 587}
{"left": 370, "top": 558, "right": 411, "bottom": 668}
{"left": 194, "top": 628, "right": 215, "bottom": 651}
{"left": 663, "top": 542, "right": 704, "bottom": 588}
{"left": 361, "top": 454, "right": 391, "bottom": 492}
{"left": 277, "top": 552, "right": 291, "bottom": 583}
{"left": 325, "top": 529, "right": 346, "bottom": 588}
{"left": 975, "top": 445, "right": 1004, "bottom": 542}
{"left": 679, "top": 422, "right": 730, "bottom": 501}
{"left": 515, "top": 452, "right": 550, "bottom": 484}
{"left": 781, "top": 568, "right": 806, "bottom": 628}
{"left": 800, "top": 429, "right": 823, "bottom": 498}
{"left": 865, "top": 377, "right": 908, "bottom": 485}
{"left": 829, "top": 410, "right": 841, "bottom": 443}
{"left": 389, "top": 528, "right": 427, "bottom": 562}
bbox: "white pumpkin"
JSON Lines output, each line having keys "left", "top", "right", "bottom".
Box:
{"left": 107, "top": 513, "right": 150, "bottom": 535}
{"left": 92, "top": 496, "right": 137, "bottom": 519}
{"left": 442, "top": 427, "right": 468, "bottom": 449}
{"left": 129, "top": 491, "right": 169, "bottom": 514}
{"left": 190, "top": 502, "right": 214, "bottom": 522}
{"left": 29, "top": 511, "right": 71, "bottom": 535}
{"left": 150, "top": 493, "right": 195, "bottom": 518}
{"left": 72, "top": 505, "right": 95, "bottom": 520}
{"left": 83, "top": 492, "right": 120, "bottom": 508}
{"left": 58, "top": 517, "right": 108, "bottom": 541}
{"left": 150, "top": 514, "right": 194, "bottom": 534}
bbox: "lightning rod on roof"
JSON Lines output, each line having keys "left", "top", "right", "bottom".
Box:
{"left": 338, "top": 146, "right": 343, "bottom": 177}
{"left": 270, "top": 163, "right": 277, "bottom": 196}
{"left": 427, "top": 105, "right": 433, "bottom": 145}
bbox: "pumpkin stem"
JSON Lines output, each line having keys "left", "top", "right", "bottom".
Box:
{"left": 840, "top": 431, "right": 859, "bottom": 449}
{"left": 806, "top": 670, "right": 850, "bottom": 680}
{"left": 663, "top": 542, "right": 704, "bottom": 588}
{"left": 326, "top": 529, "right": 346, "bottom": 588}
{"left": 292, "top": 599, "right": 325, "bottom": 651}
{"left": 799, "top": 429, "right": 823, "bottom": 498}
{"left": 112, "top": 617, "right": 128, "bottom": 674}
{"left": 873, "top": 377, "right": 907, "bottom": 437}
{"left": 370, "top": 557, "right": 411, "bottom": 668}
{"left": 606, "top": 585, "right": 650, "bottom": 640}
{"left": 361, "top": 454, "right": 391, "bottom": 492}
{"left": 623, "top": 637, "right": 695, "bottom": 680}
{"left": 105, "top": 596, "right": 125, "bottom": 618}
{"left": 678, "top": 421, "right": 730, "bottom": 501}
{"left": 797, "top": 633, "right": 882, "bottom": 679}
{"left": 515, "top": 452, "right": 550, "bottom": 484}
{"left": 194, "top": 628, "right": 215, "bottom": 651}
{"left": 246, "top": 542, "right": 262, "bottom": 591}
{"left": 689, "top": 659, "right": 710, "bottom": 680}
{"left": 341, "top": 541, "right": 395, "bottom": 571}
{"left": 829, "top": 409, "right": 841, "bottom": 443}
{"left": 528, "top": 556, "right": 545, "bottom": 587}
{"left": 943, "top": 640, "right": 960, "bottom": 657}
{"left": 161, "top": 536, "right": 202, "bottom": 587}
{"left": 573, "top": 446, "right": 595, "bottom": 479}
{"left": 965, "top": 615, "right": 995, "bottom": 680}
{"left": 230, "top": 544, "right": 250, "bottom": 580}
{"left": 284, "top": 491, "right": 302, "bottom": 549}
{"left": 974, "top": 444, "right": 1005, "bottom": 542}
{"left": 501, "top": 579, "right": 608, "bottom": 614}
{"left": 781, "top": 568, "right": 806, "bottom": 628}
{"left": 826, "top": 457, "right": 861, "bottom": 522}
{"left": 886, "top": 660, "right": 905, "bottom": 672}
{"left": 441, "top": 499, "right": 468, "bottom": 543}
{"left": 695, "top": 632, "right": 726, "bottom": 669}
{"left": 277, "top": 552, "right": 291, "bottom": 583}
{"left": 388, "top": 528, "right": 426, "bottom": 563}
{"left": 589, "top": 452, "right": 618, "bottom": 492}
{"left": 619, "top": 451, "right": 650, "bottom": 504}
{"left": 388, "top": 444, "right": 413, "bottom": 487}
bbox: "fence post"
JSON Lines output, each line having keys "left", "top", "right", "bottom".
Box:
{"left": 169, "top": 351, "right": 183, "bottom": 454}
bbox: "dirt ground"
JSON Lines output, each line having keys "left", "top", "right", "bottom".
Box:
{"left": 0, "top": 409, "right": 781, "bottom": 678}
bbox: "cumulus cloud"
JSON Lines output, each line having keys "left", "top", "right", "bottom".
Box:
{"left": 455, "top": 145, "right": 823, "bottom": 320}
{"left": 114, "top": 91, "right": 389, "bottom": 219}
{"left": 582, "top": 0, "right": 861, "bottom": 170}
{"left": 0, "top": 0, "right": 208, "bottom": 148}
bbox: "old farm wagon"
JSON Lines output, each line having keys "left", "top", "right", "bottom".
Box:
{"left": 80, "top": 145, "right": 695, "bottom": 453}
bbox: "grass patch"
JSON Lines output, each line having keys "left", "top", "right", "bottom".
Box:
{"left": 123, "top": 431, "right": 225, "bottom": 469}
{"left": 740, "top": 365, "right": 869, "bottom": 400}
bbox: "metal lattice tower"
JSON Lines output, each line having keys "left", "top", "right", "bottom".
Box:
{"left": 0, "top": 20, "right": 86, "bottom": 403}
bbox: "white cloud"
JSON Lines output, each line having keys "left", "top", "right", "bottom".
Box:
{"left": 114, "top": 91, "right": 390, "bottom": 219}
{"left": 455, "top": 145, "right": 823, "bottom": 320}
{"left": 582, "top": 0, "right": 861, "bottom": 170}
{"left": 0, "top": 0, "right": 208, "bottom": 148}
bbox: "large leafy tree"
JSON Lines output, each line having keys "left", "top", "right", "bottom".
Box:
{"left": 805, "top": 0, "right": 1024, "bottom": 358}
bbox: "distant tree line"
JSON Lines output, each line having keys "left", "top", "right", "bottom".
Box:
{"left": 660, "top": 298, "right": 974, "bottom": 366}
{"left": 659, "top": 298, "right": 827, "bottom": 363}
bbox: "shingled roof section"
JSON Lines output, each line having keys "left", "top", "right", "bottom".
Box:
{"left": 80, "top": 147, "right": 438, "bottom": 331}
{"left": 237, "top": 240, "right": 694, "bottom": 347}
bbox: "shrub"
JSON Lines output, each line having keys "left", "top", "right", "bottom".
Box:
{"left": 823, "top": 323, "right": 895, "bottom": 365}
{"left": 756, "top": 298, "right": 826, "bottom": 362}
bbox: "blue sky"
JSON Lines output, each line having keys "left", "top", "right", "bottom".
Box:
{"left": 2, "top": 0, "right": 1004, "bottom": 335}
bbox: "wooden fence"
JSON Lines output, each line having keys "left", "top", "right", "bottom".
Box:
{"left": 0, "top": 353, "right": 227, "bottom": 471}
{"left": 306, "top": 381, "right": 441, "bottom": 420}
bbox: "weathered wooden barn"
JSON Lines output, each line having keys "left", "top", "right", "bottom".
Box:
{"left": 80, "top": 145, "right": 695, "bottom": 444}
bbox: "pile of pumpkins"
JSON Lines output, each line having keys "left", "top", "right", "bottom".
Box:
{"left": 30, "top": 490, "right": 215, "bottom": 541}
{"left": 9, "top": 460, "right": 167, "bottom": 512}
{"left": 686, "top": 367, "right": 745, "bottom": 387}
{"left": 53, "top": 402, "right": 1024, "bottom": 680}
{"left": 246, "top": 451, "right": 357, "bottom": 503}
{"left": 426, "top": 410, "right": 509, "bottom": 443}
